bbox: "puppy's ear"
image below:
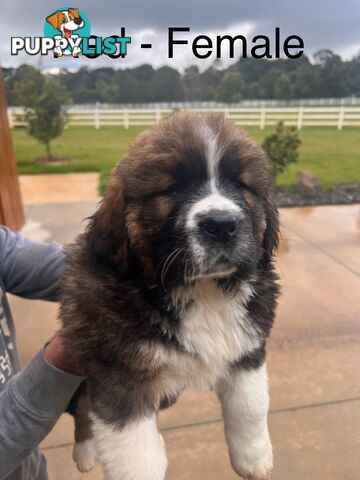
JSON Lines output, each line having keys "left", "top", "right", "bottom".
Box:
{"left": 85, "top": 172, "right": 130, "bottom": 273}
{"left": 259, "top": 195, "right": 279, "bottom": 268}
{"left": 68, "top": 8, "right": 80, "bottom": 18}
{"left": 46, "top": 11, "right": 62, "bottom": 30}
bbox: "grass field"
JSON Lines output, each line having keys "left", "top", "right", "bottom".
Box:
{"left": 13, "top": 126, "right": 360, "bottom": 192}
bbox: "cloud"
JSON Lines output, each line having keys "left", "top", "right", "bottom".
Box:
{"left": 1, "top": 0, "right": 359, "bottom": 70}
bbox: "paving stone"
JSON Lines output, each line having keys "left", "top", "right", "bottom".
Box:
{"left": 19, "top": 173, "right": 100, "bottom": 204}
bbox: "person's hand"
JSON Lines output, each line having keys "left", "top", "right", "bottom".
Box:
{"left": 44, "top": 333, "right": 84, "bottom": 376}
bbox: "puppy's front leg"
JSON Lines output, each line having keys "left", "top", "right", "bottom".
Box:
{"left": 91, "top": 412, "right": 168, "bottom": 480}
{"left": 216, "top": 361, "right": 273, "bottom": 480}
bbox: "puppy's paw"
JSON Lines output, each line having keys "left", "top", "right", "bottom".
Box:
{"left": 73, "top": 439, "right": 97, "bottom": 473}
{"left": 230, "top": 440, "right": 273, "bottom": 480}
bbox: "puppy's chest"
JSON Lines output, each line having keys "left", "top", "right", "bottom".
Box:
{"left": 162, "top": 282, "right": 260, "bottom": 390}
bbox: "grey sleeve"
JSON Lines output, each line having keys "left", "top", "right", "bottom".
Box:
{"left": 0, "top": 348, "right": 84, "bottom": 479}
{"left": 0, "top": 226, "right": 66, "bottom": 301}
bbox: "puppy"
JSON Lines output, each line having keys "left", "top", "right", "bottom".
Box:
{"left": 46, "top": 8, "right": 84, "bottom": 57}
{"left": 61, "top": 112, "right": 280, "bottom": 480}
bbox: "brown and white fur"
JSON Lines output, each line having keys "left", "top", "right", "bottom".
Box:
{"left": 61, "top": 112, "right": 280, "bottom": 480}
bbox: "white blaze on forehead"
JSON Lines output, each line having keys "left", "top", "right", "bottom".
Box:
{"left": 199, "top": 121, "right": 222, "bottom": 183}
{"left": 186, "top": 118, "right": 242, "bottom": 223}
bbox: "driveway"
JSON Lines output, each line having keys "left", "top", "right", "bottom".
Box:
{"left": 9, "top": 199, "right": 360, "bottom": 480}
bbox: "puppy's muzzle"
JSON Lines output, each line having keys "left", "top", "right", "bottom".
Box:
{"left": 197, "top": 210, "right": 240, "bottom": 244}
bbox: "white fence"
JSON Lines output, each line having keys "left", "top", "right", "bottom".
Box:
{"left": 64, "top": 97, "right": 360, "bottom": 108}
{"left": 8, "top": 105, "right": 360, "bottom": 130}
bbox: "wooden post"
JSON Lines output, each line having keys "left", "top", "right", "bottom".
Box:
{"left": 337, "top": 105, "right": 345, "bottom": 131}
{"left": 260, "top": 106, "right": 266, "bottom": 130}
{"left": 94, "top": 101, "right": 100, "bottom": 129}
{"left": 124, "top": 109, "right": 129, "bottom": 129}
{"left": 297, "top": 106, "right": 304, "bottom": 130}
{"left": 0, "top": 69, "right": 25, "bottom": 231}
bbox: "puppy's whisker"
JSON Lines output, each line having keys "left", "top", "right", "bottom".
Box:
{"left": 159, "top": 248, "right": 181, "bottom": 281}
{"left": 161, "top": 248, "right": 185, "bottom": 291}
{"left": 155, "top": 247, "right": 180, "bottom": 277}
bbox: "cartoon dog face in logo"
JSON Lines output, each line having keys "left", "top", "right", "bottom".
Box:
{"left": 46, "top": 8, "right": 84, "bottom": 57}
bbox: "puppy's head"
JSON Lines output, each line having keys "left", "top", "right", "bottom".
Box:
{"left": 46, "top": 9, "right": 84, "bottom": 37}
{"left": 87, "top": 113, "right": 278, "bottom": 289}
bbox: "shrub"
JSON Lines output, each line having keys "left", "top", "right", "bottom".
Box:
{"left": 262, "top": 122, "right": 301, "bottom": 178}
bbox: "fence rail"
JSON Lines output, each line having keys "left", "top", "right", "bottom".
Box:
{"left": 8, "top": 105, "right": 360, "bottom": 130}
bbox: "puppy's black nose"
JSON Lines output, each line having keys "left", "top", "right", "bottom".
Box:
{"left": 74, "top": 17, "right": 83, "bottom": 25}
{"left": 198, "top": 212, "right": 238, "bottom": 243}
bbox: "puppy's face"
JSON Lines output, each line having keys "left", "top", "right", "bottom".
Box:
{"left": 90, "top": 113, "right": 278, "bottom": 288}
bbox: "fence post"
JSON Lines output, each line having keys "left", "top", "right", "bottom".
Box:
{"left": 94, "top": 102, "right": 100, "bottom": 129}
{"left": 124, "top": 109, "right": 129, "bottom": 129}
{"left": 155, "top": 108, "right": 161, "bottom": 124}
{"left": 260, "top": 106, "right": 266, "bottom": 130}
{"left": 337, "top": 106, "right": 345, "bottom": 130}
{"left": 297, "top": 106, "right": 304, "bottom": 130}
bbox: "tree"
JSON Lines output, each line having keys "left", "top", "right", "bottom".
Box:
{"left": 183, "top": 66, "right": 203, "bottom": 101}
{"left": 291, "top": 63, "right": 322, "bottom": 98}
{"left": 197, "top": 66, "right": 222, "bottom": 100}
{"left": 24, "top": 79, "right": 69, "bottom": 160}
{"left": 274, "top": 74, "right": 293, "bottom": 99}
{"left": 262, "top": 122, "right": 301, "bottom": 178}
{"left": 149, "top": 66, "right": 184, "bottom": 102}
{"left": 216, "top": 72, "right": 244, "bottom": 102}
{"left": 4, "top": 52, "right": 360, "bottom": 105}
{"left": 13, "top": 64, "right": 45, "bottom": 106}
{"left": 313, "top": 49, "right": 337, "bottom": 68}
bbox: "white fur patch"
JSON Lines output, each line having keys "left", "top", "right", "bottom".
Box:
{"left": 73, "top": 439, "right": 97, "bottom": 473}
{"left": 199, "top": 121, "right": 222, "bottom": 179}
{"left": 139, "top": 280, "right": 260, "bottom": 396}
{"left": 177, "top": 279, "right": 257, "bottom": 366}
{"left": 185, "top": 120, "right": 243, "bottom": 267}
{"left": 217, "top": 363, "right": 273, "bottom": 479}
{"left": 186, "top": 192, "right": 242, "bottom": 230}
{"left": 91, "top": 413, "right": 167, "bottom": 480}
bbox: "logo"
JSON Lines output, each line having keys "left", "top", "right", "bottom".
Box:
{"left": 44, "top": 7, "right": 90, "bottom": 58}
{"left": 11, "top": 7, "right": 131, "bottom": 59}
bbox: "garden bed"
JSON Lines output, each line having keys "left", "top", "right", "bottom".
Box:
{"left": 274, "top": 184, "right": 360, "bottom": 207}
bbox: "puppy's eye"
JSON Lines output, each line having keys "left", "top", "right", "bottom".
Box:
{"left": 234, "top": 180, "right": 257, "bottom": 195}
{"left": 62, "top": 16, "right": 67, "bottom": 23}
{"left": 234, "top": 180, "right": 249, "bottom": 190}
{"left": 162, "top": 183, "right": 179, "bottom": 195}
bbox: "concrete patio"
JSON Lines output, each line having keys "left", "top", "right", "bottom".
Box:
{"left": 8, "top": 175, "right": 360, "bottom": 479}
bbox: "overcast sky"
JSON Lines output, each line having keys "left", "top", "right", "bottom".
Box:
{"left": 1, "top": 0, "right": 359, "bottom": 72}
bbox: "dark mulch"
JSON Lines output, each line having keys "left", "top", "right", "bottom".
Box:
{"left": 274, "top": 184, "right": 360, "bottom": 207}
{"left": 37, "top": 156, "right": 71, "bottom": 166}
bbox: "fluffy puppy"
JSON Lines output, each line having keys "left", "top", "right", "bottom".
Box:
{"left": 61, "top": 112, "right": 280, "bottom": 480}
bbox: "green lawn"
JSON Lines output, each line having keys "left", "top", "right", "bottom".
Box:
{"left": 13, "top": 126, "right": 360, "bottom": 193}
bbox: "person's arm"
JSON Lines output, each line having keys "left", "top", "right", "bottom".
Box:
{"left": 0, "top": 226, "right": 66, "bottom": 301}
{"left": 0, "top": 227, "right": 84, "bottom": 477}
{"left": 0, "top": 335, "right": 84, "bottom": 479}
